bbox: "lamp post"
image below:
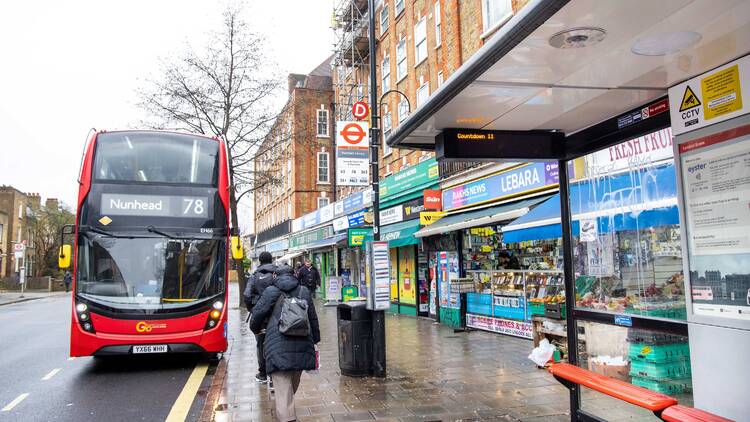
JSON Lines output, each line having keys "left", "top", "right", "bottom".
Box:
{"left": 367, "top": 0, "right": 387, "bottom": 378}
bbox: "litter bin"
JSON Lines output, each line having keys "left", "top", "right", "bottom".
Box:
{"left": 337, "top": 301, "right": 372, "bottom": 377}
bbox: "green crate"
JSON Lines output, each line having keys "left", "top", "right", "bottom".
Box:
{"left": 628, "top": 342, "right": 690, "bottom": 363}
{"left": 629, "top": 359, "right": 691, "bottom": 380}
{"left": 632, "top": 376, "right": 692, "bottom": 395}
{"left": 529, "top": 302, "right": 546, "bottom": 316}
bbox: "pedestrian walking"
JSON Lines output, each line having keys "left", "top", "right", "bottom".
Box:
{"left": 249, "top": 264, "right": 320, "bottom": 422}
{"left": 296, "top": 259, "right": 321, "bottom": 298}
{"left": 63, "top": 270, "right": 72, "bottom": 293}
{"left": 243, "top": 251, "right": 276, "bottom": 384}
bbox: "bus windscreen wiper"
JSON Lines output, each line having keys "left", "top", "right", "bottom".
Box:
{"left": 80, "top": 226, "right": 134, "bottom": 238}
{"left": 146, "top": 225, "right": 176, "bottom": 239}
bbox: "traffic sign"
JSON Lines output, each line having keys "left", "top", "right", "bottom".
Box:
{"left": 352, "top": 101, "right": 369, "bottom": 120}
{"left": 339, "top": 122, "right": 367, "bottom": 145}
{"left": 13, "top": 243, "right": 25, "bottom": 252}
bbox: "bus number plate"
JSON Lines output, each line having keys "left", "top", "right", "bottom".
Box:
{"left": 133, "top": 345, "right": 168, "bottom": 354}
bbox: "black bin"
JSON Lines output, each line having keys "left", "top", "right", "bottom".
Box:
{"left": 337, "top": 301, "right": 372, "bottom": 377}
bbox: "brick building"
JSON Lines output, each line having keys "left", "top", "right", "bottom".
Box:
{"left": 333, "top": 0, "right": 529, "bottom": 178}
{"left": 0, "top": 186, "right": 36, "bottom": 277}
{"left": 253, "top": 57, "right": 336, "bottom": 241}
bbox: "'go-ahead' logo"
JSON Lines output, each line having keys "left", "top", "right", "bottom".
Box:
{"left": 135, "top": 321, "right": 166, "bottom": 333}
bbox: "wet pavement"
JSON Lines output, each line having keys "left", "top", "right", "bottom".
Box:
{"left": 211, "top": 283, "right": 669, "bottom": 421}
{"left": 211, "top": 284, "right": 573, "bottom": 422}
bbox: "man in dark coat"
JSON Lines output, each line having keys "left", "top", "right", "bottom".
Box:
{"left": 250, "top": 264, "right": 320, "bottom": 422}
{"left": 243, "top": 251, "right": 276, "bottom": 383}
{"left": 296, "top": 259, "right": 321, "bottom": 297}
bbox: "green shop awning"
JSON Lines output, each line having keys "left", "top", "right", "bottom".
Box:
{"left": 380, "top": 219, "right": 421, "bottom": 248}
{"left": 414, "top": 195, "right": 550, "bottom": 238}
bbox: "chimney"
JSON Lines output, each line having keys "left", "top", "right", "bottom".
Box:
{"left": 45, "top": 198, "right": 59, "bottom": 210}
{"left": 287, "top": 74, "right": 306, "bottom": 94}
{"left": 27, "top": 192, "right": 42, "bottom": 210}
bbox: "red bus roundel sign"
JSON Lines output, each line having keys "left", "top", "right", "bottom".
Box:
{"left": 339, "top": 122, "right": 367, "bottom": 145}
{"left": 352, "top": 101, "right": 369, "bottom": 120}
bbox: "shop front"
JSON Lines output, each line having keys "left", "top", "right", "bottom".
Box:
{"left": 415, "top": 162, "right": 560, "bottom": 333}
{"left": 378, "top": 158, "right": 439, "bottom": 317}
{"left": 288, "top": 225, "right": 343, "bottom": 298}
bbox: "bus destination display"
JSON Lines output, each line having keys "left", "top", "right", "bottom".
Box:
{"left": 101, "top": 194, "right": 209, "bottom": 218}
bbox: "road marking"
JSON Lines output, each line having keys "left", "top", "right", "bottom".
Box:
{"left": 2, "top": 393, "right": 29, "bottom": 412}
{"left": 42, "top": 368, "right": 62, "bottom": 381}
{"left": 164, "top": 363, "right": 209, "bottom": 422}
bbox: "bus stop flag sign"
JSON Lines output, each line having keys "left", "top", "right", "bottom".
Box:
{"left": 336, "top": 121, "right": 370, "bottom": 186}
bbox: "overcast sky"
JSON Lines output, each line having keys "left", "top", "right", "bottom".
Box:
{"left": 0, "top": 0, "right": 333, "bottom": 233}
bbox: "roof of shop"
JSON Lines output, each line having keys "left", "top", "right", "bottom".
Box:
{"left": 385, "top": 0, "right": 750, "bottom": 156}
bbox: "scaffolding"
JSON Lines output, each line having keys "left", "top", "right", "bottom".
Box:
{"left": 332, "top": 0, "right": 370, "bottom": 122}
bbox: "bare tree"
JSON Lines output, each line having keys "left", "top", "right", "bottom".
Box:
{"left": 137, "top": 4, "right": 292, "bottom": 299}
{"left": 30, "top": 203, "right": 75, "bottom": 277}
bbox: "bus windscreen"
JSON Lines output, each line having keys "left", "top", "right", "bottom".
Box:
{"left": 93, "top": 132, "right": 219, "bottom": 185}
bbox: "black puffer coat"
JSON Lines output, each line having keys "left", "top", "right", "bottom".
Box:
{"left": 249, "top": 265, "right": 321, "bottom": 374}
{"left": 243, "top": 263, "right": 276, "bottom": 311}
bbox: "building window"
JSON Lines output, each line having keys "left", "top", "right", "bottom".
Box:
{"left": 18, "top": 205, "right": 23, "bottom": 219}
{"left": 416, "top": 81, "right": 429, "bottom": 108}
{"left": 434, "top": 2, "right": 441, "bottom": 47}
{"left": 287, "top": 202, "right": 292, "bottom": 219}
{"left": 317, "top": 152, "right": 329, "bottom": 183}
{"left": 382, "top": 107, "right": 393, "bottom": 156}
{"left": 395, "top": 0, "right": 404, "bottom": 16}
{"left": 318, "top": 197, "right": 330, "bottom": 209}
{"left": 398, "top": 98, "right": 409, "bottom": 122}
{"left": 414, "top": 17, "right": 427, "bottom": 65}
{"left": 482, "top": 0, "right": 513, "bottom": 33}
{"left": 381, "top": 55, "right": 391, "bottom": 94}
{"left": 380, "top": 4, "right": 389, "bottom": 33}
{"left": 437, "top": 71, "right": 444, "bottom": 87}
{"left": 396, "top": 38, "right": 407, "bottom": 81}
{"left": 17, "top": 227, "right": 22, "bottom": 242}
{"left": 316, "top": 108, "right": 329, "bottom": 137}
{"left": 0, "top": 224, "right": 3, "bottom": 243}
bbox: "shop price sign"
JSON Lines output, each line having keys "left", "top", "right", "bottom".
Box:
{"left": 466, "top": 314, "right": 533, "bottom": 339}
{"left": 442, "top": 162, "right": 558, "bottom": 211}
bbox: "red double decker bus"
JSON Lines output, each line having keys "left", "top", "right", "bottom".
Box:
{"left": 59, "top": 130, "right": 243, "bottom": 357}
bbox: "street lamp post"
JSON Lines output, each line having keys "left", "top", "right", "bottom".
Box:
{"left": 367, "top": 0, "right": 386, "bottom": 378}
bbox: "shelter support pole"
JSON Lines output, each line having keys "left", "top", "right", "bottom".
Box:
{"left": 558, "top": 159, "right": 580, "bottom": 421}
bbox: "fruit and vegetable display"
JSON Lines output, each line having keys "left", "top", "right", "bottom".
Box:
{"left": 574, "top": 273, "right": 686, "bottom": 319}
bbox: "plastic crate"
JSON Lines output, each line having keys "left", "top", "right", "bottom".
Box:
{"left": 544, "top": 303, "right": 567, "bottom": 319}
{"left": 629, "top": 359, "right": 692, "bottom": 380}
{"left": 628, "top": 342, "right": 690, "bottom": 363}
{"left": 529, "top": 302, "right": 546, "bottom": 316}
{"left": 626, "top": 328, "right": 686, "bottom": 345}
{"left": 632, "top": 376, "right": 692, "bottom": 395}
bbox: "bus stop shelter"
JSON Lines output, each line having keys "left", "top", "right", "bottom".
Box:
{"left": 384, "top": 0, "right": 750, "bottom": 420}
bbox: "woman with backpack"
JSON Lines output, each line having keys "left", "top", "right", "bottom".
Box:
{"left": 249, "top": 264, "right": 321, "bottom": 422}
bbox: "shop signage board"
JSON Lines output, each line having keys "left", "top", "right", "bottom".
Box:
{"left": 466, "top": 314, "right": 533, "bottom": 339}
{"left": 420, "top": 211, "right": 445, "bottom": 225}
{"left": 366, "top": 241, "right": 391, "bottom": 311}
{"left": 380, "top": 158, "right": 439, "bottom": 200}
{"left": 423, "top": 189, "right": 442, "bottom": 210}
{"left": 348, "top": 228, "right": 372, "bottom": 247}
{"left": 333, "top": 215, "right": 350, "bottom": 232}
{"left": 289, "top": 225, "right": 333, "bottom": 249}
{"left": 348, "top": 209, "right": 366, "bottom": 227}
{"left": 669, "top": 55, "right": 750, "bottom": 136}
{"left": 584, "top": 128, "right": 675, "bottom": 177}
{"left": 678, "top": 124, "right": 750, "bottom": 322}
{"left": 402, "top": 197, "right": 426, "bottom": 221}
{"left": 379, "top": 204, "right": 403, "bottom": 225}
{"left": 265, "top": 238, "right": 289, "bottom": 253}
{"left": 442, "top": 162, "right": 559, "bottom": 211}
{"left": 336, "top": 121, "right": 370, "bottom": 186}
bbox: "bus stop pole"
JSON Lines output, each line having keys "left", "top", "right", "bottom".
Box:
{"left": 558, "top": 160, "right": 580, "bottom": 419}
{"left": 368, "top": 0, "right": 386, "bottom": 378}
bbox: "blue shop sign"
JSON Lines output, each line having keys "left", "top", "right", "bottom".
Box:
{"left": 348, "top": 209, "right": 366, "bottom": 227}
{"left": 443, "top": 162, "right": 559, "bottom": 211}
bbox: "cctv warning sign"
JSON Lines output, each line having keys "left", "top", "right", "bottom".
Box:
{"left": 669, "top": 55, "right": 750, "bottom": 136}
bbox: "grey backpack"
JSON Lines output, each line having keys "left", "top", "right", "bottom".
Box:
{"left": 274, "top": 288, "right": 310, "bottom": 337}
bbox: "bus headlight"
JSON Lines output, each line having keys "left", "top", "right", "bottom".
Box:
{"left": 205, "top": 305, "right": 222, "bottom": 330}
{"left": 76, "top": 303, "right": 87, "bottom": 313}
{"left": 213, "top": 301, "right": 223, "bottom": 310}
{"left": 210, "top": 310, "right": 221, "bottom": 319}
{"left": 75, "top": 302, "right": 95, "bottom": 333}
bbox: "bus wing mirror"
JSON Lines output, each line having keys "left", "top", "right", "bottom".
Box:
{"left": 231, "top": 236, "right": 244, "bottom": 260}
{"left": 59, "top": 244, "right": 72, "bottom": 269}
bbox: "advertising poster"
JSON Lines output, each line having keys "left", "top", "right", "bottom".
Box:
{"left": 466, "top": 314, "right": 533, "bottom": 339}
{"left": 398, "top": 247, "right": 416, "bottom": 305}
{"left": 326, "top": 276, "right": 341, "bottom": 301}
{"left": 366, "top": 241, "right": 391, "bottom": 311}
{"left": 586, "top": 233, "right": 615, "bottom": 277}
{"left": 680, "top": 126, "right": 750, "bottom": 321}
{"left": 438, "top": 252, "right": 450, "bottom": 307}
{"left": 389, "top": 248, "right": 398, "bottom": 301}
{"left": 336, "top": 121, "right": 370, "bottom": 186}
